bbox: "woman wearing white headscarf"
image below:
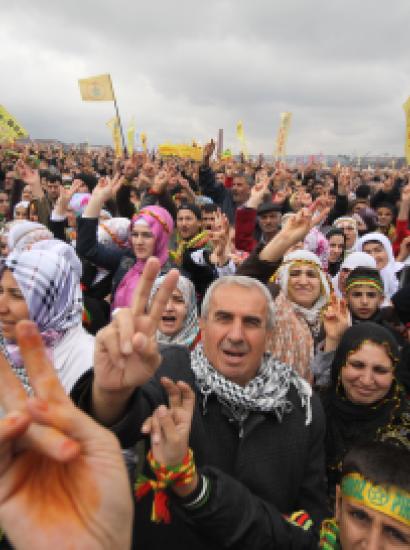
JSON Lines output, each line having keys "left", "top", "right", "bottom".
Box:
{"left": 150, "top": 274, "right": 199, "bottom": 349}
{"left": 269, "top": 249, "right": 331, "bottom": 381}
{"left": 356, "top": 232, "right": 403, "bottom": 300}
{"left": 7, "top": 220, "right": 53, "bottom": 253}
{"left": 332, "top": 251, "right": 377, "bottom": 298}
{"left": 0, "top": 239, "right": 93, "bottom": 394}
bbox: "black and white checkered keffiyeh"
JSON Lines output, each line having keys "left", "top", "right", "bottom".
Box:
{"left": 191, "top": 343, "right": 312, "bottom": 436}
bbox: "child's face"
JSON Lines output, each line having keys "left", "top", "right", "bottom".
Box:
{"left": 336, "top": 486, "right": 410, "bottom": 549}
{"left": 347, "top": 284, "right": 384, "bottom": 320}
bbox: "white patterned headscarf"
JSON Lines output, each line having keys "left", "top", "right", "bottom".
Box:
{"left": 1, "top": 241, "right": 83, "bottom": 388}
{"left": 7, "top": 221, "right": 53, "bottom": 253}
{"left": 274, "top": 249, "right": 331, "bottom": 335}
{"left": 97, "top": 217, "right": 131, "bottom": 250}
{"left": 150, "top": 274, "right": 199, "bottom": 349}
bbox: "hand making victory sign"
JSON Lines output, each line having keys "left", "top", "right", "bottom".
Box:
{"left": 0, "top": 321, "right": 133, "bottom": 550}
{"left": 92, "top": 257, "right": 180, "bottom": 424}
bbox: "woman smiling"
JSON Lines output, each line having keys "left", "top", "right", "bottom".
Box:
{"left": 321, "top": 322, "right": 410, "bottom": 500}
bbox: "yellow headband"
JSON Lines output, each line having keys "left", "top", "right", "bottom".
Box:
{"left": 341, "top": 473, "right": 410, "bottom": 527}
{"left": 345, "top": 279, "right": 384, "bottom": 295}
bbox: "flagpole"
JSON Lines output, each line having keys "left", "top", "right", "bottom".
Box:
{"left": 109, "top": 76, "right": 127, "bottom": 156}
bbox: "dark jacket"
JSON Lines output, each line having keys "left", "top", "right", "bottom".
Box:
{"left": 76, "top": 216, "right": 135, "bottom": 298}
{"left": 199, "top": 165, "right": 237, "bottom": 223}
{"left": 72, "top": 345, "right": 328, "bottom": 550}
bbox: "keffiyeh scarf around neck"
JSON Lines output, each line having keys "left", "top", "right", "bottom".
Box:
{"left": 190, "top": 343, "right": 312, "bottom": 436}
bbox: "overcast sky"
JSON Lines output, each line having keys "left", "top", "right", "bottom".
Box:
{"left": 2, "top": 0, "right": 410, "bottom": 155}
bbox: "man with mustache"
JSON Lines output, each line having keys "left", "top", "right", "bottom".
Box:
{"left": 73, "top": 258, "right": 328, "bottom": 549}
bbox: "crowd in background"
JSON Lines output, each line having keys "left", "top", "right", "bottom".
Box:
{"left": 0, "top": 141, "right": 409, "bottom": 549}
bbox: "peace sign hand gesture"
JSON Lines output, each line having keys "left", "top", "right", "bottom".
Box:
{"left": 0, "top": 321, "right": 133, "bottom": 550}
{"left": 93, "top": 258, "right": 180, "bottom": 424}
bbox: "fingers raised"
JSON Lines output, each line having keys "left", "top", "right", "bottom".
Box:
{"left": 16, "top": 321, "right": 68, "bottom": 405}
{"left": 148, "top": 269, "right": 180, "bottom": 327}
{"left": 131, "top": 257, "right": 161, "bottom": 316}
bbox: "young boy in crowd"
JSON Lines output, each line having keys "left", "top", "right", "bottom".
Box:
{"left": 345, "top": 267, "right": 384, "bottom": 322}
{"left": 320, "top": 440, "right": 410, "bottom": 549}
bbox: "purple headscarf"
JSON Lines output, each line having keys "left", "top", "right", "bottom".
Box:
{"left": 112, "top": 205, "right": 174, "bottom": 309}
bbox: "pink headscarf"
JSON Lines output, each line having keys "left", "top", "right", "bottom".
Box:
{"left": 112, "top": 205, "right": 174, "bottom": 309}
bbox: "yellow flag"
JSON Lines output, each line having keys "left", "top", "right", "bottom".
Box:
{"left": 274, "top": 112, "right": 292, "bottom": 159}
{"left": 79, "top": 74, "right": 114, "bottom": 101}
{"left": 236, "top": 120, "right": 245, "bottom": 142}
{"left": 403, "top": 97, "right": 410, "bottom": 164}
{"left": 106, "top": 117, "right": 122, "bottom": 158}
{"left": 0, "top": 105, "right": 28, "bottom": 139}
{"left": 127, "top": 118, "right": 135, "bottom": 157}
{"left": 236, "top": 120, "right": 248, "bottom": 158}
{"left": 140, "top": 132, "right": 148, "bottom": 153}
{"left": 158, "top": 143, "right": 202, "bottom": 161}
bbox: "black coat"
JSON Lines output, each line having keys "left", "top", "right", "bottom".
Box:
{"left": 72, "top": 345, "right": 328, "bottom": 549}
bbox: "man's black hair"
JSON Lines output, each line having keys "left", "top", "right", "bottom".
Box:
{"left": 47, "top": 174, "right": 63, "bottom": 184}
{"left": 342, "top": 440, "right": 410, "bottom": 492}
{"left": 177, "top": 202, "right": 202, "bottom": 220}
{"left": 355, "top": 183, "right": 371, "bottom": 199}
{"left": 201, "top": 203, "right": 219, "bottom": 214}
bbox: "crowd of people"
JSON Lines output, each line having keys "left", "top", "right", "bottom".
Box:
{"left": 0, "top": 140, "right": 409, "bottom": 549}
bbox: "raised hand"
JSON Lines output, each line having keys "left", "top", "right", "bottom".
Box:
{"left": 142, "top": 377, "right": 195, "bottom": 467}
{"left": 151, "top": 170, "right": 169, "bottom": 193}
{"left": 282, "top": 207, "right": 314, "bottom": 243}
{"left": 246, "top": 179, "right": 270, "bottom": 209}
{"left": 310, "top": 197, "right": 332, "bottom": 228}
{"left": 93, "top": 258, "right": 179, "bottom": 422}
{"left": 323, "top": 295, "right": 350, "bottom": 350}
{"left": 0, "top": 321, "right": 133, "bottom": 550}
{"left": 15, "top": 159, "right": 41, "bottom": 187}
{"left": 203, "top": 140, "right": 215, "bottom": 161}
{"left": 401, "top": 183, "right": 410, "bottom": 204}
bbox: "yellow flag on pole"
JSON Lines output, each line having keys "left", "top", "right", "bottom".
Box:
{"left": 140, "top": 132, "right": 147, "bottom": 153}
{"left": 0, "top": 105, "right": 28, "bottom": 140}
{"left": 403, "top": 97, "right": 410, "bottom": 165}
{"left": 236, "top": 120, "right": 248, "bottom": 159}
{"left": 79, "top": 74, "right": 114, "bottom": 101}
{"left": 126, "top": 118, "right": 135, "bottom": 157}
{"left": 274, "top": 112, "right": 292, "bottom": 160}
{"left": 107, "top": 117, "right": 122, "bottom": 158}
{"left": 236, "top": 120, "right": 244, "bottom": 142}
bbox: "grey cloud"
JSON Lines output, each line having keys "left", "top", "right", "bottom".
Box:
{"left": 1, "top": 0, "right": 410, "bottom": 154}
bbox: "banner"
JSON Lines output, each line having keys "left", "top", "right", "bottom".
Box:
{"left": 140, "top": 132, "right": 147, "bottom": 153}
{"left": 274, "top": 112, "right": 292, "bottom": 159}
{"left": 127, "top": 117, "right": 135, "bottom": 157}
{"left": 79, "top": 74, "right": 114, "bottom": 101}
{"left": 0, "top": 105, "right": 28, "bottom": 140}
{"left": 236, "top": 120, "right": 248, "bottom": 158}
{"left": 403, "top": 97, "right": 410, "bottom": 164}
{"left": 158, "top": 143, "right": 202, "bottom": 161}
{"left": 106, "top": 117, "right": 122, "bottom": 158}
